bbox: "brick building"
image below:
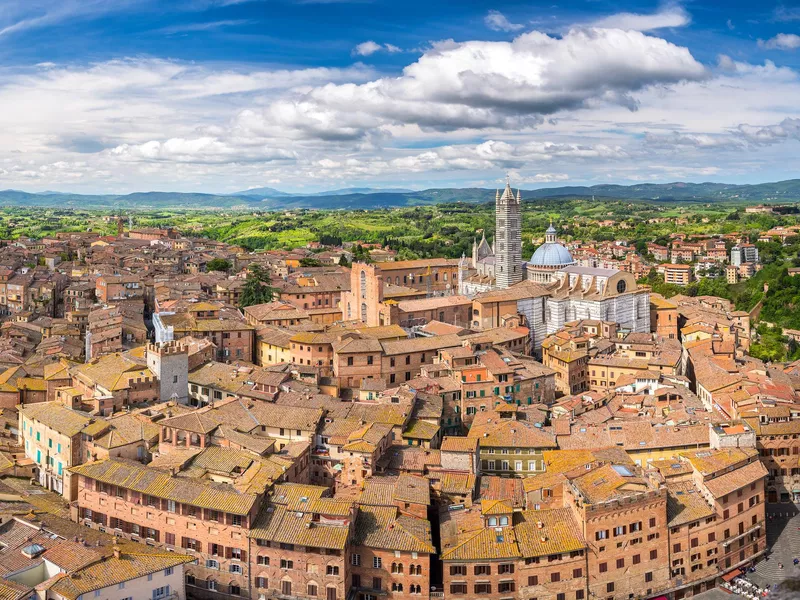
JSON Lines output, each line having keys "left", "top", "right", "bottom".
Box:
{"left": 70, "top": 446, "right": 303, "bottom": 600}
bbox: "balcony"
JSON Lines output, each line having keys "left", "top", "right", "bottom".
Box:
{"left": 722, "top": 522, "right": 764, "bottom": 547}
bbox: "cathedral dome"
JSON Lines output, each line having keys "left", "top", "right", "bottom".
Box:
{"left": 529, "top": 242, "right": 574, "bottom": 267}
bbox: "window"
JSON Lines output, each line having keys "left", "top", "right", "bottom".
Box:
{"left": 257, "top": 556, "right": 270, "bottom": 566}
{"left": 450, "top": 565, "right": 466, "bottom": 576}
{"left": 573, "top": 568, "right": 582, "bottom": 578}
{"left": 632, "top": 554, "right": 641, "bottom": 565}
{"left": 528, "top": 576, "right": 538, "bottom": 586}
{"left": 206, "top": 559, "right": 219, "bottom": 569}
{"left": 474, "top": 565, "right": 490, "bottom": 576}
{"left": 576, "top": 591, "right": 585, "bottom": 600}
{"left": 351, "top": 554, "right": 361, "bottom": 566}
{"left": 164, "top": 567, "right": 173, "bottom": 577}
{"left": 616, "top": 558, "right": 624, "bottom": 569}
{"left": 373, "top": 556, "right": 382, "bottom": 569}
{"left": 256, "top": 577, "right": 268, "bottom": 589}
{"left": 281, "top": 559, "right": 294, "bottom": 569}
{"left": 645, "top": 572, "right": 653, "bottom": 583}
{"left": 599, "top": 563, "right": 608, "bottom": 573}
{"left": 308, "top": 584, "right": 318, "bottom": 597}
{"left": 551, "top": 572, "right": 560, "bottom": 583}
{"left": 118, "top": 583, "right": 126, "bottom": 590}
{"left": 474, "top": 584, "right": 491, "bottom": 594}
{"left": 498, "top": 582, "right": 515, "bottom": 593}
{"left": 327, "top": 565, "right": 339, "bottom": 576}
{"left": 650, "top": 550, "right": 658, "bottom": 560}
{"left": 450, "top": 584, "right": 467, "bottom": 595}
{"left": 230, "top": 564, "right": 243, "bottom": 574}
{"left": 498, "top": 563, "right": 514, "bottom": 574}
{"left": 607, "top": 583, "right": 614, "bottom": 593}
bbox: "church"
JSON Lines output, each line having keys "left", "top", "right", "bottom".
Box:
{"left": 459, "top": 178, "right": 575, "bottom": 294}
{"left": 459, "top": 179, "right": 650, "bottom": 351}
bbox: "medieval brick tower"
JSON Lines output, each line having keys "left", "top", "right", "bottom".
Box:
{"left": 495, "top": 179, "right": 522, "bottom": 289}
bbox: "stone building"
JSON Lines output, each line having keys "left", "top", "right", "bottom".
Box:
{"left": 146, "top": 340, "right": 189, "bottom": 403}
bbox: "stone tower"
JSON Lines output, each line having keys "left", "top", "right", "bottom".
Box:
{"left": 495, "top": 179, "right": 522, "bottom": 289}
{"left": 146, "top": 341, "right": 189, "bottom": 404}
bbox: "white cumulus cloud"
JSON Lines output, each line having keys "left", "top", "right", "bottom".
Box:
{"left": 592, "top": 3, "right": 690, "bottom": 31}
{"left": 484, "top": 10, "right": 524, "bottom": 32}
{"left": 759, "top": 33, "right": 800, "bottom": 51}
{"left": 352, "top": 41, "right": 402, "bottom": 56}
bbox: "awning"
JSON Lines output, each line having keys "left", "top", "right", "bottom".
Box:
{"left": 722, "top": 569, "right": 742, "bottom": 582}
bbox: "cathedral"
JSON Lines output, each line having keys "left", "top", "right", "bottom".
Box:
{"left": 458, "top": 179, "right": 650, "bottom": 352}
{"left": 459, "top": 178, "right": 578, "bottom": 294}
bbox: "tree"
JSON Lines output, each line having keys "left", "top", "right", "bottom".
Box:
{"left": 206, "top": 258, "right": 231, "bottom": 273}
{"left": 299, "top": 257, "right": 322, "bottom": 268}
{"left": 239, "top": 265, "right": 276, "bottom": 308}
{"left": 351, "top": 244, "right": 372, "bottom": 263}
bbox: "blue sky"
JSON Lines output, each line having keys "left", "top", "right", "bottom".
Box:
{"left": 0, "top": 0, "right": 798, "bottom": 193}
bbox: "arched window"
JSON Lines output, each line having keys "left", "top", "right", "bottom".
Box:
{"left": 207, "top": 580, "right": 218, "bottom": 591}
{"left": 616, "top": 279, "right": 627, "bottom": 294}
{"left": 488, "top": 517, "right": 497, "bottom": 526}
{"left": 360, "top": 271, "right": 367, "bottom": 298}
{"left": 361, "top": 303, "right": 367, "bottom": 323}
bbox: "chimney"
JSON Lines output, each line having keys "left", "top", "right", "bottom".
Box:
{"left": 113, "top": 545, "right": 121, "bottom": 559}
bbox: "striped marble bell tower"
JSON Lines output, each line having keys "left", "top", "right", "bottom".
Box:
{"left": 495, "top": 178, "right": 522, "bottom": 289}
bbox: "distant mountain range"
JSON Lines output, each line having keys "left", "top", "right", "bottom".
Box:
{"left": 232, "top": 186, "right": 415, "bottom": 198}
{"left": 2, "top": 179, "right": 800, "bottom": 210}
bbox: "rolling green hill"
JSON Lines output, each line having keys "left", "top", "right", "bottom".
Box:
{"left": 2, "top": 179, "right": 800, "bottom": 210}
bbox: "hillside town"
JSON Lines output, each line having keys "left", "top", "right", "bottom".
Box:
{"left": 0, "top": 184, "right": 794, "bottom": 600}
